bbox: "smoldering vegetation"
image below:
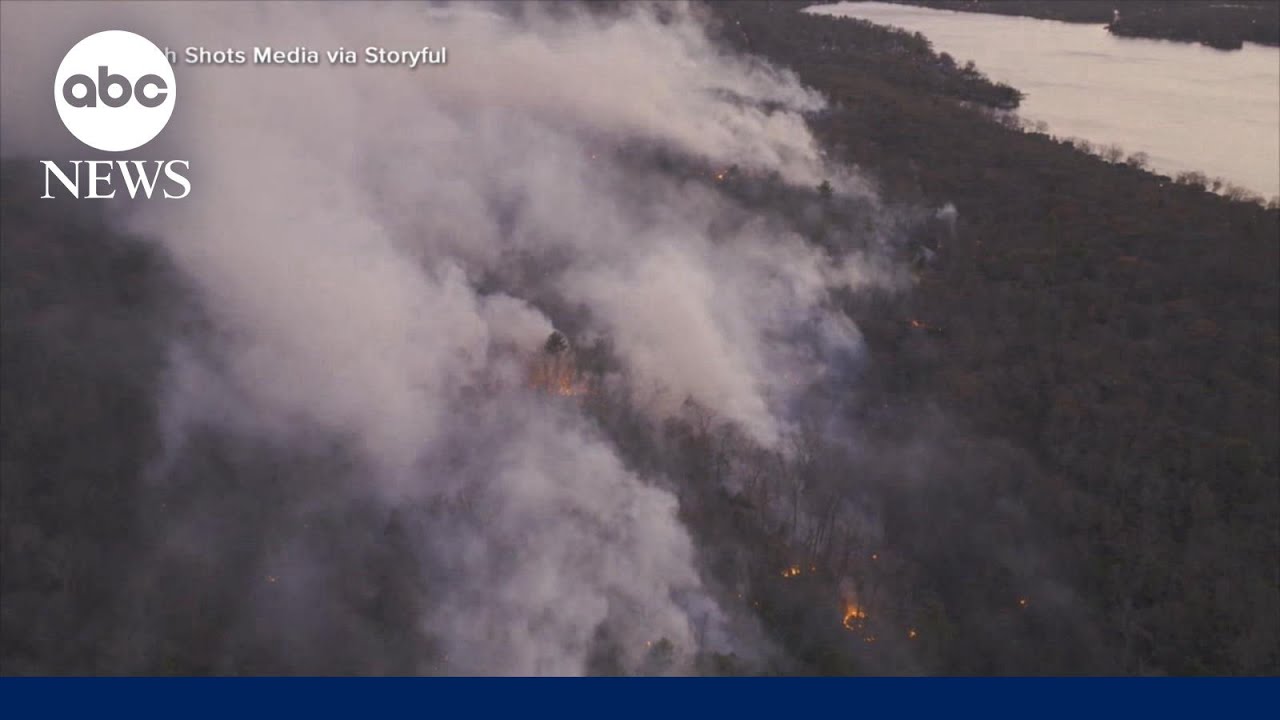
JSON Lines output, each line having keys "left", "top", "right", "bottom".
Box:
{"left": 5, "top": 1, "right": 1105, "bottom": 674}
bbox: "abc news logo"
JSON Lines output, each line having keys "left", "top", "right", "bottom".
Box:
{"left": 42, "top": 30, "right": 190, "bottom": 199}
{"left": 62, "top": 65, "right": 169, "bottom": 109}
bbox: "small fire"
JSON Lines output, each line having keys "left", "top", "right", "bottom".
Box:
{"left": 714, "top": 171, "right": 726, "bottom": 182}
{"left": 529, "top": 332, "right": 590, "bottom": 397}
{"left": 1018, "top": 597, "right": 1029, "bottom": 609}
{"left": 530, "top": 364, "right": 589, "bottom": 397}
{"left": 905, "top": 319, "right": 942, "bottom": 332}
{"left": 842, "top": 602, "right": 868, "bottom": 631}
{"left": 908, "top": 628, "right": 918, "bottom": 640}
{"left": 552, "top": 376, "right": 589, "bottom": 397}
{"left": 781, "top": 565, "right": 802, "bottom": 578}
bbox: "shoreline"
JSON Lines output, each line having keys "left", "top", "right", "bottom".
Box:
{"left": 872, "top": 0, "right": 1280, "bottom": 51}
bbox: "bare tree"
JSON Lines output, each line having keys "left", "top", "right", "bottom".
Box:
{"left": 1124, "top": 151, "right": 1149, "bottom": 170}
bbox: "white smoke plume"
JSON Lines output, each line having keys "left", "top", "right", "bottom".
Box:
{"left": 1, "top": 0, "right": 895, "bottom": 674}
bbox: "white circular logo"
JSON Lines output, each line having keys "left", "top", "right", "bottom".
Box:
{"left": 54, "top": 30, "right": 175, "bottom": 152}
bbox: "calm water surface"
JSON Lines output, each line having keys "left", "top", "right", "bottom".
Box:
{"left": 807, "top": 2, "right": 1280, "bottom": 198}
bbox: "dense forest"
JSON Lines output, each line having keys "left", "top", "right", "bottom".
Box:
{"left": 1, "top": 1, "right": 1277, "bottom": 675}
{"left": 889, "top": 0, "right": 1280, "bottom": 50}
{"left": 706, "top": 0, "right": 1280, "bottom": 673}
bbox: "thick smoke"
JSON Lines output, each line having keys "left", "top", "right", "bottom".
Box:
{"left": 1, "top": 1, "right": 899, "bottom": 674}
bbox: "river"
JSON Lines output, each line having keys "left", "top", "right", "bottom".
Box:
{"left": 806, "top": 2, "right": 1280, "bottom": 199}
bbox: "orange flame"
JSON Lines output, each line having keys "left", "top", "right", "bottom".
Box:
{"left": 530, "top": 354, "right": 590, "bottom": 397}
{"left": 907, "top": 319, "right": 943, "bottom": 332}
{"left": 842, "top": 602, "right": 867, "bottom": 631}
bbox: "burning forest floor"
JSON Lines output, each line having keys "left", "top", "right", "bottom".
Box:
{"left": 1, "top": 1, "right": 1277, "bottom": 676}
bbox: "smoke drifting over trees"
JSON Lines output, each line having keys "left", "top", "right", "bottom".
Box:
{"left": 1, "top": 0, "right": 915, "bottom": 674}
{"left": 4, "top": 1, "right": 1274, "bottom": 676}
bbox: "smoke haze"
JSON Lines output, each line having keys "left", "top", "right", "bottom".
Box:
{"left": 1, "top": 0, "right": 923, "bottom": 674}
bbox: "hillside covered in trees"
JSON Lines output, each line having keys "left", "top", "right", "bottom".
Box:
{"left": 707, "top": 0, "right": 1280, "bottom": 673}
{"left": 1, "top": 1, "right": 1277, "bottom": 676}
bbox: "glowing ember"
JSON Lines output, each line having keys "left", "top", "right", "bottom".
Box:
{"left": 908, "top": 628, "right": 918, "bottom": 639}
{"left": 905, "top": 319, "right": 943, "bottom": 332}
{"left": 1018, "top": 597, "right": 1029, "bottom": 609}
{"left": 529, "top": 332, "right": 590, "bottom": 397}
{"left": 781, "top": 565, "right": 801, "bottom": 578}
{"left": 842, "top": 602, "right": 868, "bottom": 631}
{"left": 530, "top": 364, "right": 589, "bottom": 397}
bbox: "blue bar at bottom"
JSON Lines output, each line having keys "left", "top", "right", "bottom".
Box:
{"left": 1, "top": 677, "right": 1277, "bottom": 719}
